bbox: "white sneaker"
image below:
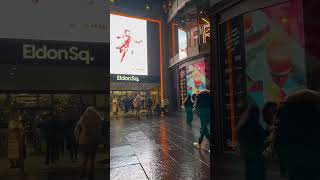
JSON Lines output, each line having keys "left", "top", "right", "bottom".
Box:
{"left": 193, "top": 142, "right": 201, "bottom": 148}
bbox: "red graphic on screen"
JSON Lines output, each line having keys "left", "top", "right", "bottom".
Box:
{"left": 116, "top": 29, "right": 142, "bottom": 63}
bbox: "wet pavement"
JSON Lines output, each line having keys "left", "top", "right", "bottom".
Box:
{"left": 0, "top": 148, "right": 108, "bottom": 180}
{"left": 110, "top": 113, "right": 210, "bottom": 180}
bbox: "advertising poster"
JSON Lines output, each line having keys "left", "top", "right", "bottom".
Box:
{"left": 110, "top": 14, "right": 148, "bottom": 75}
{"left": 186, "top": 61, "right": 208, "bottom": 95}
{"left": 244, "top": 0, "right": 306, "bottom": 107}
{"left": 179, "top": 66, "right": 187, "bottom": 109}
{"left": 178, "top": 29, "right": 188, "bottom": 60}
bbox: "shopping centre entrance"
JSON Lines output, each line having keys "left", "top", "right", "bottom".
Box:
{"left": 110, "top": 81, "right": 160, "bottom": 117}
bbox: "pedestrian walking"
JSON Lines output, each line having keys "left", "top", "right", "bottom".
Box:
{"left": 133, "top": 94, "right": 142, "bottom": 120}
{"left": 146, "top": 97, "right": 153, "bottom": 118}
{"left": 237, "top": 105, "right": 267, "bottom": 180}
{"left": 184, "top": 95, "right": 194, "bottom": 128}
{"left": 193, "top": 90, "right": 211, "bottom": 148}
{"left": 75, "top": 106, "right": 102, "bottom": 180}
{"left": 112, "top": 98, "right": 118, "bottom": 116}
{"left": 130, "top": 97, "right": 134, "bottom": 113}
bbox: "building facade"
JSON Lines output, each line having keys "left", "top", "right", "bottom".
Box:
{"left": 166, "top": 0, "right": 212, "bottom": 111}
{"left": 209, "top": 0, "right": 320, "bottom": 153}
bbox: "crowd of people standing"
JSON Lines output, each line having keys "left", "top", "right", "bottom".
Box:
{"left": 112, "top": 94, "right": 163, "bottom": 119}
{"left": 7, "top": 105, "right": 108, "bottom": 180}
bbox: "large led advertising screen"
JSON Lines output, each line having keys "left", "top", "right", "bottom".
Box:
{"left": 110, "top": 14, "right": 148, "bottom": 75}
{"left": 178, "top": 29, "right": 188, "bottom": 60}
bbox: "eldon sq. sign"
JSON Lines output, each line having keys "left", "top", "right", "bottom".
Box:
{"left": 116, "top": 75, "right": 140, "bottom": 82}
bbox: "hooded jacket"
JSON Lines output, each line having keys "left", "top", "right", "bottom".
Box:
{"left": 76, "top": 107, "right": 102, "bottom": 145}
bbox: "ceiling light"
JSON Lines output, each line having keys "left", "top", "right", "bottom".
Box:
{"left": 145, "top": 4, "right": 151, "bottom": 11}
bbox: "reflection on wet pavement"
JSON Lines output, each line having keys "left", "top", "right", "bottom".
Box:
{"left": 111, "top": 164, "right": 148, "bottom": 180}
{"left": 110, "top": 114, "right": 210, "bottom": 180}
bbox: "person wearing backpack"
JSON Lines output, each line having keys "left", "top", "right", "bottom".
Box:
{"left": 133, "top": 94, "right": 142, "bottom": 120}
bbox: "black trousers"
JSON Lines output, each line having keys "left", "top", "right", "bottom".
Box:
{"left": 198, "top": 126, "right": 210, "bottom": 145}
{"left": 46, "top": 139, "right": 56, "bottom": 164}
{"left": 67, "top": 137, "right": 78, "bottom": 160}
{"left": 186, "top": 110, "right": 193, "bottom": 128}
{"left": 147, "top": 107, "right": 152, "bottom": 117}
{"left": 198, "top": 115, "right": 210, "bottom": 145}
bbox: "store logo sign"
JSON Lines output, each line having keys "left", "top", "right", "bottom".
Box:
{"left": 22, "top": 44, "right": 95, "bottom": 64}
{"left": 117, "top": 75, "right": 140, "bottom": 82}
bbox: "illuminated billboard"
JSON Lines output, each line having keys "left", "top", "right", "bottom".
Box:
{"left": 178, "top": 29, "right": 187, "bottom": 60}
{"left": 110, "top": 14, "right": 148, "bottom": 75}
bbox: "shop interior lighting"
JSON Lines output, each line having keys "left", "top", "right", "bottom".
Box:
{"left": 145, "top": 4, "right": 151, "bottom": 11}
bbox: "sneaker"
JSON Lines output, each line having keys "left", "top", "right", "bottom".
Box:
{"left": 193, "top": 142, "right": 201, "bottom": 148}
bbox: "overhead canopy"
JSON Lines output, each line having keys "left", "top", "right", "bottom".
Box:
{"left": 110, "top": 82, "right": 160, "bottom": 91}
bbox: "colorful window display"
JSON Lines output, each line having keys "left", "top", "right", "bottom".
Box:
{"left": 219, "top": 0, "right": 306, "bottom": 149}
{"left": 244, "top": 0, "right": 306, "bottom": 108}
{"left": 186, "top": 60, "right": 209, "bottom": 95}
{"left": 178, "top": 60, "right": 210, "bottom": 109}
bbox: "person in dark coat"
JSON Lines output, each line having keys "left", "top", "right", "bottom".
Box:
{"left": 66, "top": 109, "right": 79, "bottom": 162}
{"left": 55, "top": 110, "right": 66, "bottom": 161}
{"left": 42, "top": 112, "right": 58, "bottom": 166}
{"left": 184, "top": 95, "right": 194, "bottom": 128}
{"left": 146, "top": 97, "right": 153, "bottom": 118}
{"left": 193, "top": 90, "right": 210, "bottom": 148}
{"left": 123, "top": 96, "right": 130, "bottom": 115}
{"left": 278, "top": 89, "right": 320, "bottom": 180}
{"left": 237, "top": 105, "right": 267, "bottom": 180}
{"left": 130, "top": 97, "right": 134, "bottom": 113}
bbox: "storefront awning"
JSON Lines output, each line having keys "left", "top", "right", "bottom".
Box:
{"left": 110, "top": 82, "right": 160, "bottom": 91}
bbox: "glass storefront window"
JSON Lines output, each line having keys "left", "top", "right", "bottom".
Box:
{"left": 219, "top": 1, "right": 306, "bottom": 152}
{"left": 38, "top": 94, "right": 51, "bottom": 107}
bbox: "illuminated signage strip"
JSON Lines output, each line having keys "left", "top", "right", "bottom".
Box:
{"left": 111, "top": 74, "right": 160, "bottom": 83}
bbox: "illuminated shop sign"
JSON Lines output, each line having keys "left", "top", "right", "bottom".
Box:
{"left": 111, "top": 74, "right": 160, "bottom": 83}
{"left": 0, "top": 38, "right": 108, "bottom": 66}
{"left": 116, "top": 75, "right": 140, "bottom": 82}
{"left": 188, "top": 18, "right": 210, "bottom": 46}
{"left": 23, "top": 44, "right": 95, "bottom": 65}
